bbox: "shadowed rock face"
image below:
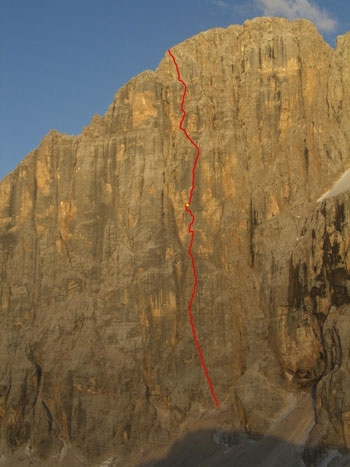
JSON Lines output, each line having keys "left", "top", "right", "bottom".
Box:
{"left": 0, "top": 17, "right": 349, "bottom": 466}
{"left": 288, "top": 193, "right": 350, "bottom": 462}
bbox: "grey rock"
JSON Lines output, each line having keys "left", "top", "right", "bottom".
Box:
{"left": 0, "top": 17, "right": 349, "bottom": 466}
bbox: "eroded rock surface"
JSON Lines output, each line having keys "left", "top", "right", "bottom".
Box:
{"left": 287, "top": 192, "right": 350, "bottom": 464}
{"left": 0, "top": 17, "right": 349, "bottom": 466}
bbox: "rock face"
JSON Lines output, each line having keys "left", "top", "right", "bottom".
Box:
{"left": 288, "top": 192, "right": 350, "bottom": 464}
{"left": 0, "top": 17, "right": 349, "bottom": 466}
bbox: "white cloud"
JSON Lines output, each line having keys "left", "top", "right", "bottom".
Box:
{"left": 211, "top": 0, "right": 233, "bottom": 9}
{"left": 211, "top": 0, "right": 254, "bottom": 15}
{"left": 255, "top": 0, "right": 337, "bottom": 32}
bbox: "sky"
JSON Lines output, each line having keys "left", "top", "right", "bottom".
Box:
{"left": 1, "top": 0, "right": 349, "bottom": 181}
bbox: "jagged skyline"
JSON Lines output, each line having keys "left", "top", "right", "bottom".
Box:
{"left": 1, "top": 15, "right": 350, "bottom": 464}
{"left": 1, "top": 0, "right": 349, "bottom": 181}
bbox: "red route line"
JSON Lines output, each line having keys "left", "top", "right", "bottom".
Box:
{"left": 168, "top": 49, "right": 219, "bottom": 408}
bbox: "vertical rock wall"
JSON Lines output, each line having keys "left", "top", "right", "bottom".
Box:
{"left": 0, "top": 17, "right": 349, "bottom": 464}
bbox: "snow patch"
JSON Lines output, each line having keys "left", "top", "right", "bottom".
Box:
{"left": 317, "top": 448, "right": 342, "bottom": 466}
{"left": 318, "top": 169, "right": 350, "bottom": 202}
{"left": 58, "top": 437, "right": 68, "bottom": 463}
{"left": 99, "top": 458, "right": 116, "bottom": 467}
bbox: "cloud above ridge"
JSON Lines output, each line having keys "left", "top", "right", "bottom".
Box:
{"left": 211, "top": 0, "right": 337, "bottom": 33}
{"left": 255, "top": 0, "right": 337, "bottom": 32}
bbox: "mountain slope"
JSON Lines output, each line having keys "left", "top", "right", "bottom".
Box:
{"left": 0, "top": 17, "right": 349, "bottom": 466}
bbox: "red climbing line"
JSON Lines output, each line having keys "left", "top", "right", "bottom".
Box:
{"left": 168, "top": 49, "right": 219, "bottom": 408}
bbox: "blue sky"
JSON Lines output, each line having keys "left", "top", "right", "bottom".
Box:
{"left": 1, "top": 0, "right": 349, "bottom": 181}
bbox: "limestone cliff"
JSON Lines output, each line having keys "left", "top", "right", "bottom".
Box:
{"left": 0, "top": 17, "right": 349, "bottom": 466}
{"left": 287, "top": 190, "right": 350, "bottom": 465}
